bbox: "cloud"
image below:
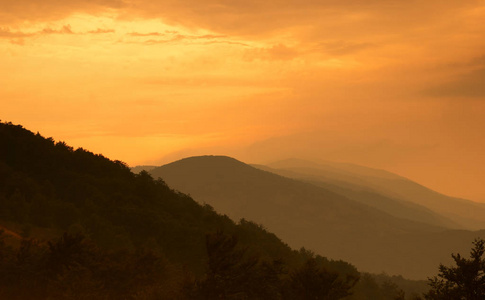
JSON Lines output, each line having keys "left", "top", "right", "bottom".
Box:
{"left": 126, "top": 31, "right": 236, "bottom": 46}
{"left": 120, "top": 0, "right": 479, "bottom": 39}
{"left": 201, "top": 40, "right": 250, "bottom": 47}
{"left": 0, "top": 25, "right": 116, "bottom": 45}
{"left": 0, "top": 27, "right": 35, "bottom": 38}
{"left": 0, "top": 27, "right": 35, "bottom": 44}
{"left": 424, "top": 67, "right": 485, "bottom": 98}
{"left": 0, "top": 0, "right": 125, "bottom": 25}
{"left": 424, "top": 54, "right": 485, "bottom": 98}
{"left": 1, "top": 0, "right": 476, "bottom": 39}
{"left": 128, "top": 31, "right": 227, "bottom": 39}
{"left": 244, "top": 131, "right": 439, "bottom": 168}
{"left": 245, "top": 44, "right": 299, "bottom": 61}
{"left": 42, "top": 24, "right": 74, "bottom": 34}
{"left": 128, "top": 32, "right": 165, "bottom": 37}
{"left": 242, "top": 41, "right": 371, "bottom": 61}
{"left": 88, "top": 28, "right": 115, "bottom": 34}
{"left": 315, "top": 41, "right": 374, "bottom": 56}
{"left": 0, "top": 25, "right": 75, "bottom": 39}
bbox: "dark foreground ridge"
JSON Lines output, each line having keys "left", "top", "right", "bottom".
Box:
{"left": 0, "top": 121, "right": 426, "bottom": 299}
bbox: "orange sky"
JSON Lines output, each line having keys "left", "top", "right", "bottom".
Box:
{"left": 1, "top": 0, "right": 485, "bottom": 202}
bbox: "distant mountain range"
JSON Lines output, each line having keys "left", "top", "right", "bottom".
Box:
{"left": 262, "top": 158, "right": 485, "bottom": 230}
{"left": 141, "top": 155, "right": 485, "bottom": 279}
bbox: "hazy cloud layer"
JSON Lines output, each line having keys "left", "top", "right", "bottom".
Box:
{"left": 88, "top": 28, "right": 115, "bottom": 34}
{"left": 0, "top": 28, "right": 35, "bottom": 38}
{"left": 1, "top": 1, "right": 479, "bottom": 36}
{"left": 125, "top": 31, "right": 241, "bottom": 46}
{"left": 120, "top": 0, "right": 482, "bottom": 43}
{"left": 41, "top": 25, "right": 74, "bottom": 34}
{"left": 316, "top": 41, "right": 374, "bottom": 56}
{"left": 425, "top": 68, "right": 485, "bottom": 98}
{"left": 244, "top": 44, "right": 299, "bottom": 61}
{"left": 1, "top": 0, "right": 484, "bottom": 201}
{"left": 0, "top": 25, "right": 115, "bottom": 44}
{"left": 424, "top": 54, "right": 485, "bottom": 98}
{"left": 128, "top": 32, "right": 166, "bottom": 37}
{"left": 0, "top": 0, "right": 125, "bottom": 24}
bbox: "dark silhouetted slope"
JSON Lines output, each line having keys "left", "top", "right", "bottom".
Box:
{"left": 1, "top": 122, "right": 432, "bottom": 298}
{"left": 0, "top": 123, "right": 303, "bottom": 273}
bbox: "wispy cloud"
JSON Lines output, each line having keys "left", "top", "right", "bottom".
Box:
{"left": 424, "top": 67, "right": 485, "bottom": 98}
{"left": 0, "top": 25, "right": 116, "bottom": 44}
{"left": 0, "top": 27, "right": 35, "bottom": 38}
{"left": 128, "top": 31, "right": 165, "bottom": 37}
{"left": 122, "top": 0, "right": 479, "bottom": 39}
{"left": 0, "top": 0, "right": 125, "bottom": 25}
{"left": 41, "top": 24, "right": 74, "bottom": 34}
{"left": 423, "top": 54, "right": 485, "bottom": 98}
{"left": 126, "top": 31, "right": 237, "bottom": 46}
{"left": 244, "top": 44, "right": 299, "bottom": 61}
{"left": 88, "top": 28, "right": 115, "bottom": 34}
{"left": 201, "top": 40, "right": 250, "bottom": 47}
{"left": 315, "top": 41, "right": 374, "bottom": 56}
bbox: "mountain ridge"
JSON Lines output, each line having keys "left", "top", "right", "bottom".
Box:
{"left": 252, "top": 164, "right": 460, "bottom": 229}
{"left": 0, "top": 122, "right": 431, "bottom": 298}
{"left": 263, "top": 159, "right": 485, "bottom": 230}
{"left": 147, "top": 155, "right": 485, "bottom": 279}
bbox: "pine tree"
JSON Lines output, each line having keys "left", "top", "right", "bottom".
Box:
{"left": 425, "top": 239, "right": 485, "bottom": 300}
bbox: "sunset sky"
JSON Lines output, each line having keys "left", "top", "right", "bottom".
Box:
{"left": 1, "top": 1, "right": 485, "bottom": 201}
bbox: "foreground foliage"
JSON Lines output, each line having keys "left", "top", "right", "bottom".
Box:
{"left": 425, "top": 238, "right": 485, "bottom": 300}
{"left": 0, "top": 231, "right": 169, "bottom": 299}
{"left": 1, "top": 231, "right": 419, "bottom": 299}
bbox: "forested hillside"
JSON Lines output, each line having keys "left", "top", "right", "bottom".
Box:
{"left": 0, "top": 122, "right": 426, "bottom": 299}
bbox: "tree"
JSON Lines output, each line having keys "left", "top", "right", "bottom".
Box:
{"left": 381, "top": 280, "right": 405, "bottom": 300}
{"left": 425, "top": 238, "right": 485, "bottom": 300}
{"left": 198, "top": 231, "right": 260, "bottom": 299}
{"left": 284, "top": 257, "right": 359, "bottom": 300}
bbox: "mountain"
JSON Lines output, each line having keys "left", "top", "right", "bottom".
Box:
{"left": 252, "top": 164, "right": 458, "bottom": 229}
{"left": 1, "top": 121, "right": 434, "bottom": 299}
{"left": 3, "top": 122, "right": 380, "bottom": 299}
{"left": 264, "top": 158, "right": 485, "bottom": 230}
{"left": 130, "top": 165, "right": 157, "bottom": 174}
{"left": 148, "top": 155, "right": 485, "bottom": 279}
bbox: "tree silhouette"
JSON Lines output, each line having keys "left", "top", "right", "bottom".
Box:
{"left": 425, "top": 238, "right": 485, "bottom": 300}
{"left": 284, "top": 257, "right": 359, "bottom": 300}
{"left": 199, "top": 231, "right": 260, "bottom": 299}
